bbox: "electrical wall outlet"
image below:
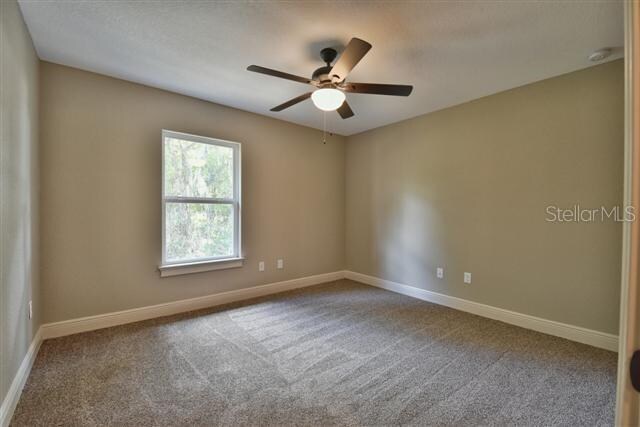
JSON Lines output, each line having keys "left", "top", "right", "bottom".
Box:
{"left": 258, "top": 261, "right": 265, "bottom": 272}
{"left": 277, "top": 259, "right": 284, "bottom": 269}
{"left": 464, "top": 272, "right": 472, "bottom": 284}
{"left": 436, "top": 267, "right": 444, "bottom": 279}
{"left": 29, "top": 300, "right": 33, "bottom": 320}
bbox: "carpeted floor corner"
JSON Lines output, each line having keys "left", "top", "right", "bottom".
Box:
{"left": 11, "top": 279, "right": 617, "bottom": 426}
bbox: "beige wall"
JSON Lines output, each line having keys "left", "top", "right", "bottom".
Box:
{"left": 39, "top": 62, "right": 345, "bottom": 323}
{"left": 346, "top": 60, "right": 624, "bottom": 334}
{"left": 40, "top": 58, "right": 623, "bottom": 336}
{"left": 0, "top": 0, "right": 40, "bottom": 405}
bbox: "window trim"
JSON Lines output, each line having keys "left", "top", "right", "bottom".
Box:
{"left": 160, "top": 130, "right": 242, "bottom": 274}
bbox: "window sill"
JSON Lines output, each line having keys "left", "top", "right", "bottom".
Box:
{"left": 159, "top": 257, "right": 244, "bottom": 277}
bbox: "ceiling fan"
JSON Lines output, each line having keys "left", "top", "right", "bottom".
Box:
{"left": 247, "top": 37, "right": 413, "bottom": 119}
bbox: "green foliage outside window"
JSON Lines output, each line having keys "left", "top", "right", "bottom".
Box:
{"left": 164, "top": 137, "right": 235, "bottom": 262}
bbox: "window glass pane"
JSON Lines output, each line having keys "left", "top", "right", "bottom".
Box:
{"left": 165, "top": 203, "right": 234, "bottom": 261}
{"left": 164, "top": 137, "right": 233, "bottom": 199}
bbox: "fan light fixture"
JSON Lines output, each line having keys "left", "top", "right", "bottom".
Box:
{"left": 247, "top": 37, "right": 413, "bottom": 119}
{"left": 311, "top": 88, "right": 345, "bottom": 111}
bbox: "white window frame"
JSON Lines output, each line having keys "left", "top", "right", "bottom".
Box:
{"left": 159, "top": 130, "right": 242, "bottom": 277}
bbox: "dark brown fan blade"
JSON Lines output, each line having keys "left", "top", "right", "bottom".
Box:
{"left": 247, "top": 65, "right": 316, "bottom": 86}
{"left": 329, "top": 38, "right": 372, "bottom": 82}
{"left": 342, "top": 82, "right": 413, "bottom": 96}
{"left": 270, "top": 92, "right": 313, "bottom": 112}
{"left": 337, "top": 101, "right": 354, "bottom": 119}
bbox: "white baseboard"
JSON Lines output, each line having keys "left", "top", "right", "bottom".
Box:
{"left": 0, "top": 328, "right": 42, "bottom": 427}
{"left": 345, "top": 271, "right": 619, "bottom": 352}
{"left": 40, "top": 271, "right": 346, "bottom": 340}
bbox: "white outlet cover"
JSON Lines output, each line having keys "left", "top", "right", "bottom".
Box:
{"left": 436, "top": 268, "right": 444, "bottom": 279}
{"left": 29, "top": 300, "right": 33, "bottom": 319}
{"left": 464, "top": 272, "right": 472, "bottom": 284}
{"left": 277, "top": 259, "right": 283, "bottom": 269}
{"left": 259, "top": 261, "right": 265, "bottom": 272}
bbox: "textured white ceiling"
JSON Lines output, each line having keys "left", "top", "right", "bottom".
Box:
{"left": 18, "top": 0, "right": 624, "bottom": 136}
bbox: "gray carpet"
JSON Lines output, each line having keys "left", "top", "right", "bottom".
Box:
{"left": 11, "top": 280, "right": 616, "bottom": 426}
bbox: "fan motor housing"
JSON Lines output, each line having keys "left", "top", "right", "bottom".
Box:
{"left": 312, "top": 65, "right": 333, "bottom": 83}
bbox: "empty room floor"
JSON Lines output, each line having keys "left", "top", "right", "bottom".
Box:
{"left": 11, "top": 280, "right": 616, "bottom": 426}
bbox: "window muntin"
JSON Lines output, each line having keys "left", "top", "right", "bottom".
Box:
{"left": 162, "top": 130, "right": 241, "bottom": 265}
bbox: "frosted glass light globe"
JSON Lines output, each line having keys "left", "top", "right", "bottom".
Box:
{"left": 311, "top": 88, "right": 346, "bottom": 111}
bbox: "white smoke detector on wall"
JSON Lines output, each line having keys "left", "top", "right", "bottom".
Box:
{"left": 588, "top": 48, "right": 612, "bottom": 62}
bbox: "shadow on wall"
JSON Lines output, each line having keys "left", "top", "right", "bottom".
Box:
{"left": 377, "top": 193, "right": 445, "bottom": 289}
{"left": 364, "top": 133, "right": 450, "bottom": 292}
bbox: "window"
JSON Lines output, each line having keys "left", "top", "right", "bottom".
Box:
{"left": 160, "top": 130, "right": 241, "bottom": 276}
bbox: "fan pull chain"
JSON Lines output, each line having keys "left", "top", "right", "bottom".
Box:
{"left": 322, "top": 111, "right": 327, "bottom": 144}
